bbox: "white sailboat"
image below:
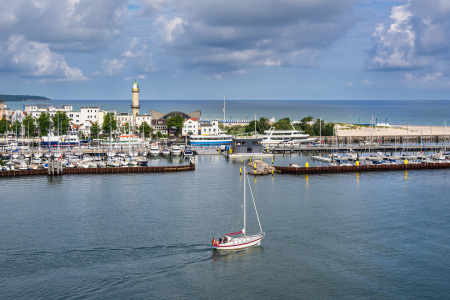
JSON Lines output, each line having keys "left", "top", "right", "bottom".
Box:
{"left": 212, "top": 168, "right": 265, "bottom": 250}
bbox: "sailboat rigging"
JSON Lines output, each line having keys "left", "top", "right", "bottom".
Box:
{"left": 212, "top": 168, "right": 265, "bottom": 250}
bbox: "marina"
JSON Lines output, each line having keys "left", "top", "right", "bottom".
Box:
{"left": 2, "top": 0, "right": 450, "bottom": 296}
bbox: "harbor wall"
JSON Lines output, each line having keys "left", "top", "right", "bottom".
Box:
{"left": 0, "top": 163, "right": 195, "bottom": 178}
{"left": 274, "top": 162, "right": 450, "bottom": 174}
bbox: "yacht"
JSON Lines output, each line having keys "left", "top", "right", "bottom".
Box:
{"left": 40, "top": 131, "right": 88, "bottom": 147}
{"left": 171, "top": 145, "right": 182, "bottom": 156}
{"left": 259, "top": 126, "right": 316, "bottom": 147}
{"left": 150, "top": 144, "right": 160, "bottom": 156}
{"left": 183, "top": 147, "right": 194, "bottom": 157}
{"left": 161, "top": 147, "right": 171, "bottom": 157}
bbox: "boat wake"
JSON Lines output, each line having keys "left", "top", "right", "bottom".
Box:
{"left": 1, "top": 244, "right": 216, "bottom": 299}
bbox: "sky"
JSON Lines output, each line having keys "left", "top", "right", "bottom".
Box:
{"left": 1, "top": 0, "right": 450, "bottom": 101}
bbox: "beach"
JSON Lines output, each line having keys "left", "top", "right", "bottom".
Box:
{"left": 336, "top": 124, "right": 449, "bottom": 138}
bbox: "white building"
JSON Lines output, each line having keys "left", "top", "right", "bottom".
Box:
{"left": 136, "top": 114, "right": 152, "bottom": 127}
{"left": 116, "top": 113, "right": 132, "bottom": 128}
{"left": 116, "top": 113, "right": 151, "bottom": 129}
{"left": 25, "top": 104, "right": 73, "bottom": 119}
{"left": 200, "top": 120, "right": 222, "bottom": 135}
{"left": 11, "top": 110, "right": 26, "bottom": 123}
{"left": 182, "top": 118, "right": 199, "bottom": 136}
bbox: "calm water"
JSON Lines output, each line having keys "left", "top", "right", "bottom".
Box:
{"left": 6, "top": 99, "right": 450, "bottom": 125}
{"left": 1, "top": 155, "right": 449, "bottom": 299}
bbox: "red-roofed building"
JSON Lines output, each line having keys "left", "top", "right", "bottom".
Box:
{"left": 182, "top": 118, "right": 199, "bottom": 136}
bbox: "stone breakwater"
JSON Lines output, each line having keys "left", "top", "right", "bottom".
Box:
{"left": 246, "top": 160, "right": 277, "bottom": 175}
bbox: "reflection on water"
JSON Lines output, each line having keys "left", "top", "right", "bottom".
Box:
{"left": 305, "top": 174, "right": 309, "bottom": 189}
{"left": 211, "top": 245, "right": 264, "bottom": 263}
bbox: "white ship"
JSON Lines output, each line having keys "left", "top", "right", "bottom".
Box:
{"left": 259, "top": 126, "right": 316, "bottom": 147}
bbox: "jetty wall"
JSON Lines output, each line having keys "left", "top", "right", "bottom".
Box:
{"left": 275, "top": 162, "right": 450, "bottom": 175}
{"left": 0, "top": 163, "right": 195, "bottom": 178}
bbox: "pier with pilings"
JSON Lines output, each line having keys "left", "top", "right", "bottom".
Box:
{"left": 274, "top": 162, "right": 450, "bottom": 175}
{"left": 0, "top": 162, "right": 195, "bottom": 177}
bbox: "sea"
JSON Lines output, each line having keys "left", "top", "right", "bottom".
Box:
{"left": 1, "top": 100, "right": 450, "bottom": 299}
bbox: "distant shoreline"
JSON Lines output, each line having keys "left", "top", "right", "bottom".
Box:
{"left": 0, "top": 94, "right": 51, "bottom": 102}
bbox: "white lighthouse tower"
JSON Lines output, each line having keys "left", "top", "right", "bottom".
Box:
{"left": 131, "top": 80, "right": 140, "bottom": 127}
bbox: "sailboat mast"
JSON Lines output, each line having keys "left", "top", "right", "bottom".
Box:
{"left": 243, "top": 167, "right": 246, "bottom": 237}
{"left": 223, "top": 96, "right": 226, "bottom": 121}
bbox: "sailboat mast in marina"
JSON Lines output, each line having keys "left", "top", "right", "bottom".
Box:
{"left": 223, "top": 96, "right": 226, "bottom": 121}
{"left": 212, "top": 168, "right": 265, "bottom": 250}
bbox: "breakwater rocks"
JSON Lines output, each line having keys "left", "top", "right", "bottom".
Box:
{"left": 247, "top": 160, "right": 277, "bottom": 175}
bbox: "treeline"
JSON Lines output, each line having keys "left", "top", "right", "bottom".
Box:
{"left": 0, "top": 94, "right": 51, "bottom": 102}
{"left": 223, "top": 116, "right": 334, "bottom": 136}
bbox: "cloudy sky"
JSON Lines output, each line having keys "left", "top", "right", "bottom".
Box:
{"left": 1, "top": 0, "right": 450, "bottom": 100}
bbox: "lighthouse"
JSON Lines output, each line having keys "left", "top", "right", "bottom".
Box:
{"left": 131, "top": 80, "right": 140, "bottom": 127}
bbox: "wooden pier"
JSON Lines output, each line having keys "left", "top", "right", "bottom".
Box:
{"left": 269, "top": 144, "right": 449, "bottom": 154}
{"left": 0, "top": 163, "right": 195, "bottom": 178}
{"left": 274, "top": 162, "right": 450, "bottom": 175}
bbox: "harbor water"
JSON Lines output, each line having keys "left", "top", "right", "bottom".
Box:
{"left": 1, "top": 155, "right": 449, "bottom": 299}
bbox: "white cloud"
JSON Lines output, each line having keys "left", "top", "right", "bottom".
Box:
{"left": 152, "top": 0, "right": 355, "bottom": 73}
{"left": 362, "top": 79, "right": 374, "bottom": 85}
{"left": 1, "top": 35, "right": 86, "bottom": 81}
{"left": 155, "top": 16, "right": 184, "bottom": 42}
{"left": 102, "top": 58, "right": 126, "bottom": 76}
{"left": 404, "top": 72, "right": 450, "bottom": 87}
{"left": 367, "top": 0, "right": 450, "bottom": 75}
{"left": 367, "top": 2, "right": 428, "bottom": 70}
{"left": 0, "top": 0, "right": 127, "bottom": 52}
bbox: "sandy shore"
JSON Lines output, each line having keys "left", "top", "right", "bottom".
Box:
{"left": 336, "top": 124, "right": 450, "bottom": 137}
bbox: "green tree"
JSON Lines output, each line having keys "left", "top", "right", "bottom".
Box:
{"left": 0, "top": 119, "right": 9, "bottom": 135}
{"left": 245, "top": 117, "right": 271, "bottom": 133}
{"left": 12, "top": 120, "right": 22, "bottom": 135}
{"left": 139, "top": 121, "right": 152, "bottom": 138}
{"left": 102, "top": 112, "right": 117, "bottom": 135}
{"left": 22, "top": 114, "right": 36, "bottom": 138}
{"left": 322, "top": 123, "right": 335, "bottom": 136}
{"left": 38, "top": 112, "right": 50, "bottom": 136}
{"left": 298, "top": 116, "right": 314, "bottom": 135}
{"left": 273, "top": 117, "right": 292, "bottom": 130}
{"left": 52, "top": 111, "right": 71, "bottom": 135}
{"left": 259, "top": 117, "right": 270, "bottom": 132}
{"left": 90, "top": 122, "right": 100, "bottom": 138}
{"left": 226, "top": 125, "right": 245, "bottom": 135}
{"left": 166, "top": 115, "right": 184, "bottom": 136}
{"left": 152, "top": 131, "right": 163, "bottom": 139}
{"left": 311, "top": 118, "right": 326, "bottom": 136}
